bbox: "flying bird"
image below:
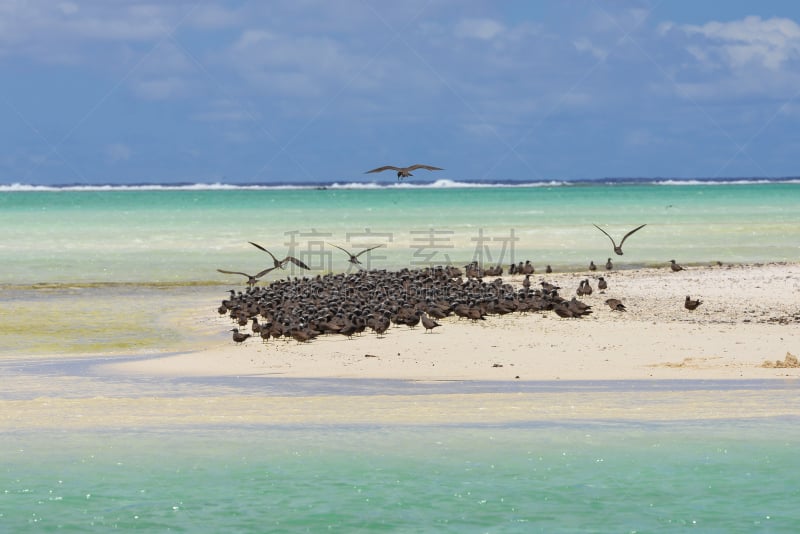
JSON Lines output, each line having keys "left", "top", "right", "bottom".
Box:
{"left": 365, "top": 164, "right": 443, "bottom": 180}
{"left": 328, "top": 243, "right": 385, "bottom": 265}
{"left": 217, "top": 267, "right": 277, "bottom": 287}
{"left": 248, "top": 241, "right": 310, "bottom": 270}
{"left": 593, "top": 224, "right": 647, "bottom": 255}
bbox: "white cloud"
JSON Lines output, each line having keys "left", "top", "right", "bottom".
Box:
{"left": 679, "top": 16, "right": 800, "bottom": 71}
{"left": 573, "top": 37, "right": 607, "bottom": 60}
{"left": 454, "top": 18, "right": 506, "bottom": 41}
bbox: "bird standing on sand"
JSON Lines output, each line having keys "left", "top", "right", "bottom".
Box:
{"left": 365, "top": 164, "right": 443, "bottom": 181}
{"left": 597, "top": 276, "right": 608, "bottom": 291}
{"left": 249, "top": 242, "right": 310, "bottom": 270}
{"left": 217, "top": 267, "right": 276, "bottom": 287}
{"left": 670, "top": 259, "right": 684, "bottom": 272}
{"left": 593, "top": 224, "right": 647, "bottom": 255}
{"left": 605, "top": 258, "right": 613, "bottom": 270}
{"left": 231, "top": 328, "right": 251, "bottom": 343}
{"left": 329, "top": 243, "right": 385, "bottom": 265}
{"left": 605, "top": 298, "right": 626, "bottom": 311}
{"left": 684, "top": 296, "right": 702, "bottom": 310}
{"left": 420, "top": 312, "right": 441, "bottom": 333}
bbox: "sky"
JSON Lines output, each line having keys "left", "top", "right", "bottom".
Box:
{"left": 2, "top": 0, "right": 800, "bottom": 185}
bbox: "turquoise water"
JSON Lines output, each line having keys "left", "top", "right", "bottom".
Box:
{"left": 1, "top": 183, "right": 799, "bottom": 285}
{"left": 2, "top": 182, "right": 800, "bottom": 531}
{"left": 3, "top": 420, "right": 799, "bottom": 531}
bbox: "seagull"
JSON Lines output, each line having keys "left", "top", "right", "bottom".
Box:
{"left": 248, "top": 241, "right": 310, "bottom": 270}
{"left": 217, "top": 267, "right": 276, "bottom": 287}
{"left": 684, "top": 296, "right": 702, "bottom": 310}
{"left": 593, "top": 224, "right": 647, "bottom": 255}
{"left": 365, "top": 164, "right": 443, "bottom": 181}
{"left": 328, "top": 243, "right": 385, "bottom": 265}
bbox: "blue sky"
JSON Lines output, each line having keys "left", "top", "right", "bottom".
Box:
{"left": 2, "top": 0, "right": 800, "bottom": 185}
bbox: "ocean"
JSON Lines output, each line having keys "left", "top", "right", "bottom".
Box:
{"left": 2, "top": 178, "right": 800, "bottom": 531}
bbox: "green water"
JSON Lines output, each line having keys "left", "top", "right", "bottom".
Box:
{"left": 2, "top": 184, "right": 800, "bottom": 531}
{"left": 3, "top": 421, "right": 798, "bottom": 532}
{"left": 1, "top": 184, "right": 798, "bottom": 285}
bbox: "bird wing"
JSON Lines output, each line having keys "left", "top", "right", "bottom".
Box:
{"left": 217, "top": 269, "right": 251, "bottom": 278}
{"left": 406, "top": 164, "right": 443, "bottom": 171}
{"left": 283, "top": 256, "right": 310, "bottom": 270}
{"left": 353, "top": 244, "right": 385, "bottom": 258}
{"left": 254, "top": 266, "right": 278, "bottom": 278}
{"left": 365, "top": 166, "right": 401, "bottom": 174}
{"left": 328, "top": 242, "right": 353, "bottom": 256}
{"left": 619, "top": 224, "right": 647, "bottom": 246}
{"left": 248, "top": 241, "right": 280, "bottom": 263}
{"left": 593, "top": 224, "right": 617, "bottom": 247}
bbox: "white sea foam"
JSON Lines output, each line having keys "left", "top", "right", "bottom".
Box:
{"left": 1, "top": 177, "right": 798, "bottom": 192}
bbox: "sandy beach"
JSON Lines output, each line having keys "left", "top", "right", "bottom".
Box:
{"left": 106, "top": 262, "right": 800, "bottom": 382}
{"left": 4, "top": 262, "right": 799, "bottom": 432}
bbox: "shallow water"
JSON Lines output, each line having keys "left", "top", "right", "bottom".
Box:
{"left": 3, "top": 182, "right": 800, "bottom": 531}
{"left": 3, "top": 419, "right": 799, "bottom": 532}
{"left": 1, "top": 183, "right": 799, "bottom": 285}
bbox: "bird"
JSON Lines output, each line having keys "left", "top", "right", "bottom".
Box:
{"left": 231, "top": 328, "right": 251, "bottom": 343}
{"left": 328, "top": 243, "right": 385, "bottom": 265}
{"left": 364, "top": 164, "right": 443, "bottom": 181}
{"left": 217, "top": 267, "right": 276, "bottom": 287}
{"left": 420, "top": 312, "right": 441, "bottom": 333}
{"left": 581, "top": 279, "right": 593, "bottom": 296}
{"left": 684, "top": 296, "right": 702, "bottom": 310}
{"left": 605, "top": 258, "right": 613, "bottom": 270}
{"left": 605, "top": 298, "right": 626, "bottom": 311}
{"left": 576, "top": 280, "right": 587, "bottom": 296}
{"left": 589, "top": 260, "right": 597, "bottom": 271}
{"left": 597, "top": 276, "right": 608, "bottom": 291}
{"left": 593, "top": 224, "right": 647, "bottom": 255}
{"left": 545, "top": 265, "right": 553, "bottom": 274}
{"left": 248, "top": 242, "right": 310, "bottom": 270}
{"left": 670, "top": 259, "right": 684, "bottom": 272}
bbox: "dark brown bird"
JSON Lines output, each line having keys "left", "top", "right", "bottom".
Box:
{"left": 670, "top": 259, "right": 684, "bottom": 272}
{"left": 365, "top": 164, "right": 443, "bottom": 180}
{"left": 597, "top": 276, "right": 608, "bottom": 291}
{"left": 684, "top": 296, "right": 702, "bottom": 310}
{"left": 580, "top": 279, "right": 593, "bottom": 296}
{"left": 593, "top": 224, "right": 647, "bottom": 255}
{"left": 605, "top": 257, "right": 613, "bottom": 270}
{"left": 217, "top": 267, "right": 276, "bottom": 287}
{"left": 231, "top": 328, "right": 251, "bottom": 343}
{"left": 420, "top": 312, "right": 441, "bottom": 333}
{"left": 605, "top": 298, "right": 626, "bottom": 311}
{"left": 328, "top": 243, "right": 384, "bottom": 265}
{"left": 248, "top": 241, "right": 310, "bottom": 270}
{"left": 545, "top": 265, "right": 553, "bottom": 274}
{"left": 589, "top": 260, "right": 596, "bottom": 271}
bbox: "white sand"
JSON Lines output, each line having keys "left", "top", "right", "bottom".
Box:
{"left": 4, "top": 263, "right": 799, "bottom": 431}
{"left": 105, "top": 262, "right": 800, "bottom": 381}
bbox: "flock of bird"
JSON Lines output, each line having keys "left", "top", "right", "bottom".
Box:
{"left": 217, "top": 223, "right": 703, "bottom": 344}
